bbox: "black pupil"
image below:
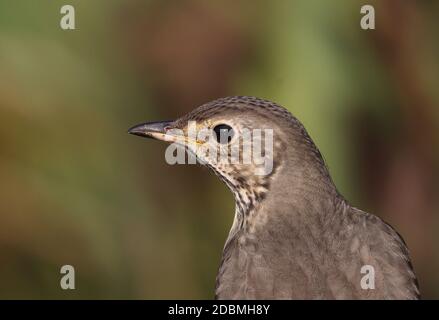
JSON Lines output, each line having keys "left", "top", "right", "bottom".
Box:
{"left": 213, "top": 124, "right": 234, "bottom": 144}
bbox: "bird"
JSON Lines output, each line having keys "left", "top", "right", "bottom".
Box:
{"left": 128, "top": 96, "right": 420, "bottom": 299}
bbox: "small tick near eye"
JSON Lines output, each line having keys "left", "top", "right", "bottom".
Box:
{"left": 213, "top": 124, "right": 234, "bottom": 144}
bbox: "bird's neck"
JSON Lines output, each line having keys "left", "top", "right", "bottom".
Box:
{"left": 226, "top": 156, "right": 344, "bottom": 244}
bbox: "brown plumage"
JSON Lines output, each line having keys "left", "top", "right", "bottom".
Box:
{"left": 129, "top": 96, "right": 420, "bottom": 299}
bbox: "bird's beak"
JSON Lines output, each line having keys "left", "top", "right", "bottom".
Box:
{"left": 128, "top": 121, "right": 174, "bottom": 141}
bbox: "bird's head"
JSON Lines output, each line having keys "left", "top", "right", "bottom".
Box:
{"left": 129, "top": 96, "right": 332, "bottom": 213}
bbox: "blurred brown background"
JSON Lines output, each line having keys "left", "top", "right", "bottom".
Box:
{"left": 0, "top": 0, "right": 438, "bottom": 299}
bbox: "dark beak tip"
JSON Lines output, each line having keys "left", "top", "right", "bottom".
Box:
{"left": 127, "top": 125, "right": 145, "bottom": 137}
{"left": 127, "top": 127, "right": 139, "bottom": 135}
{"left": 127, "top": 120, "right": 174, "bottom": 139}
{"left": 128, "top": 130, "right": 145, "bottom": 137}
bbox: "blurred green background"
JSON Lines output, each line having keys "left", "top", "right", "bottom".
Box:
{"left": 0, "top": 0, "right": 438, "bottom": 299}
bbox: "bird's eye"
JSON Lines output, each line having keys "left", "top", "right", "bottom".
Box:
{"left": 213, "top": 124, "right": 234, "bottom": 144}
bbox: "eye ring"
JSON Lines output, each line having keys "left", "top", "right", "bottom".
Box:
{"left": 213, "top": 124, "right": 234, "bottom": 144}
